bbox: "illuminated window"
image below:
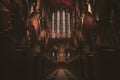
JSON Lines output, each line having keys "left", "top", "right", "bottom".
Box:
{"left": 68, "top": 13, "right": 71, "bottom": 38}
{"left": 62, "top": 10, "right": 66, "bottom": 38}
{"left": 52, "top": 12, "right": 55, "bottom": 38}
{"left": 51, "top": 10, "right": 71, "bottom": 38}
{"left": 57, "top": 10, "right": 60, "bottom": 38}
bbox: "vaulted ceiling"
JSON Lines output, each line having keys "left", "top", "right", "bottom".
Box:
{"left": 43, "top": 0, "right": 74, "bottom": 9}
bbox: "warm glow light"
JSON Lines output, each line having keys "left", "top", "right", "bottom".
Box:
{"left": 40, "top": 30, "right": 46, "bottom": 39}
{"left": 88, "top": 3, "right": 92, "bottom": 14}
{"left": 36, "top": 0, "right": 41, "bottom": 10}
{"left": 30, "top": 15, "right": 39, "bottom": 31}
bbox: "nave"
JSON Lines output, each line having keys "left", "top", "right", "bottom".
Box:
{"left": 1, "top": 35, "right": 120, "bottom": 80}
{"left": 46, "top": 68, "right": 79, "bottom": 80}
{"left": 1, "top": 0, "right": 120, "bottom": 80}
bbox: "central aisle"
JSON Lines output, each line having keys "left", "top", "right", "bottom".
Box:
{"left": 46, "top": 68, "right": 79, "bottom": 80}
{"left": 56, "top": 69, "right": 67, "bottom": 80}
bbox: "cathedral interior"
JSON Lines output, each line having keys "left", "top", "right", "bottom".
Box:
{"left": 0, "top": 0, "right": 120, "bottom": 80}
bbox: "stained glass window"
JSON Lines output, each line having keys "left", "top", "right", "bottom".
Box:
{"left": 57, "top": 10, "right": 60, "bottom": 38}
{"left": 51, "top": 10, "right": 71, "bottom": 38}
{"left": 68, "top": 13, "right": 71, "bottom": 38}
{"left": 52, "top": 12, "right": 55, "bottom": 38}
{"left": 62, "top": 10, "right": 65, "bottom": 38}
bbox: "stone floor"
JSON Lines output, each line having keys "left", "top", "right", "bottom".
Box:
{"left": 46, "top": 68, "right": 80, "bottom": 80}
